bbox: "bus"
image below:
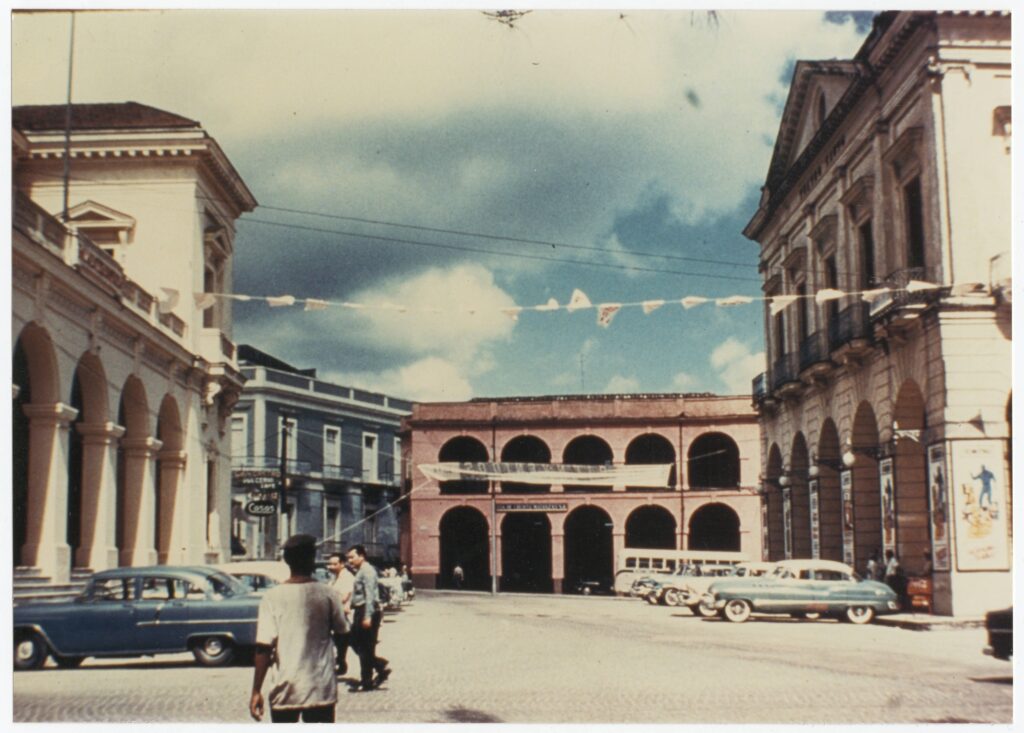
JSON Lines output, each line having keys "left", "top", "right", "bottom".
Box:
{"left": 613, "top": 549, "right": 752, "bottom": 595}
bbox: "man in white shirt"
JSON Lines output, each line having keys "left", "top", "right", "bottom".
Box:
{"left": 326, "top": 552, "right": 355, "bottom": 676}
{"left": 250, "top": 534, "right": 348, "bottom": 723}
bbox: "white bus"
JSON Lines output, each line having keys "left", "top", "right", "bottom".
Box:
{"left": 613, "top": 548, "right": 751, "bottom": 595}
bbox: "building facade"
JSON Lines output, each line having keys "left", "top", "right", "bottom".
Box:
{"left": 12, "top": 103, "right": 256, "bottom": 585}
{"left": 229, "top": 346, "right": 412, "bottom": 566}
{"left": 743, "top": 12, "right": 1011, "bottom": 615}
{"left": 402, "top": 394, "right": 762, "bottom": 593}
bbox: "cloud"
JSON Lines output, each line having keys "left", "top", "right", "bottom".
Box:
{"left": 671, "top": 371, "right": 700, "bottom": 391}
{"left": 604, "top": 374, "right": 640, "bottom": 393}
{"left": 709, "top": 338, "right": 766, "bottom": 394}
{"left": 327, "top": 356, "right": 473, "bottom": 403}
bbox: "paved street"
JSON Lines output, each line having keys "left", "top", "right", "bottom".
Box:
{"left": 13, "top": 591, "right": 1012, "bottom": 724}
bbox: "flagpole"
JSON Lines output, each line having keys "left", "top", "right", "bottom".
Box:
{"left": 61, "top": 11, "right": 76, "bottom": 221}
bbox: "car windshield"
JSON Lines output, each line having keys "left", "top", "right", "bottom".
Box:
{"left": 207, "top": 570, "right": 251, "bottom": 597}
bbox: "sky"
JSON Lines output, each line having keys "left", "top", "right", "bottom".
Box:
{"left": 11, "top": 7, "right": 876, "bottom": 402}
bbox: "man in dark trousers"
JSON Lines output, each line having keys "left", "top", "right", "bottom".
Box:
{"left": 345, "top": 544, "right": 391, "bottom": 692}
{"left": 326, "top": 552, "right": 355, "bottom": 675}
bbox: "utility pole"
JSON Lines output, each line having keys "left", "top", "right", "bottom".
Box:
{"left": 61, "top": 11, "right": 76, "bottom": 222}
{"left": 490, "top": 418, "right": 498, "bottom": 596}
{"left": 278, "top": 421, "right": 289, "bottom": 557}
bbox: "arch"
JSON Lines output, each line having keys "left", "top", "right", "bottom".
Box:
{"left": 14, "top": 323, "right": 60, "bottom": 405}
{"left": 562, "top": 435, "right": 613, "bottom": 492}
{"left": 687, "top": 502, "right": 740, "bottom": 551}
{"left": 624, "top": 505, "right": 677, "bottom": 549}
{"left": 764, "top": 443, "right": 785, "bottom": 561}
{"left": 892, "top": 380, "right": 929, "bottom": 574}
{"left": 438, "top": 436, "right": 489, "bottom": 494}
{"left": 850, "top": 401, "right": 881, "bottom": 575}
{"left": 155, "top": 395, "right": 184, "bottom": 565}
{"left": 438, "top": 506, "right": 490, "bottom": 590}
{"left": 116, "top": 377, "right": 151, "bottom": 567}
{"left": 500, "top": 435, "right": 552, "bottom": 494}
{"left": 816, "top": 419, "right": 843, "bottom": 561}
{"left": 789, "top": 432, "right": 811, "bottom": 558}
{"left": 12, "top": 340, "right": 31, "bottom": 566}
{"left": 625, "top": 433, "right": 677, "bottom": 489}
{"left": 500, "top": 512, "right": 552, "bottom": 593}
{"left": 688, "top": 432, "right": 740, "bottom": 489}
{"left": 563, "top": 505, "right": 613, "bottom": 592}
{"left": 67, "top": 353, "right": 110, "bottom": 570}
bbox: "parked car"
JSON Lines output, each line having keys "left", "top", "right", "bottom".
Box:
{"left": 571, "top": 578, "right": 614, "bottom": 596}
{"left": 13, "top": 566, "right": 261, "bottom": 670}
{"left": 214, "top": 560, "right": 291, "bottom": 592}
{"left": 673, "top": 562, "right": 778, "bottom": 616}
{"left": 983, "top": 607, "right": 1012, "bottom": 661}
{"left": 703, "top": 559, "right": 899, "bottom": 624}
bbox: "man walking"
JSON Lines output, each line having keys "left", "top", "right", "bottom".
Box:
{"left": 346, "top": 544, "right": 391, "bottom": 692}
{"left": 326, "top": 552, "right": 355, "bottom": 676}
{"left": 250, "top": 534, "right": 348, "bottom": 723}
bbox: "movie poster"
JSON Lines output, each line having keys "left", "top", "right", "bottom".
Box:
{"left": 782, "top": 487, "right": 792, "bottom": 560}
{"left": 841, "top": 469, "right": 854, "bottom": 566}
{"left": 927, "top": 443, "right": 951, "bottom": 571}
{"left": 950, "top": 440, "right": 1009, "bottom": 571}
{"left": 809, "top": 478, "right": 820, "bottom": 559}
{"left": 761, "top": 498, "right": 769, "bottom": 561}
{"left": 878, "top": 457, "right": 896, "bottom": 557}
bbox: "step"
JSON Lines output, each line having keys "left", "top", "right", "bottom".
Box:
{"left": 14, "top": 566, "right": 44, "bottom": 578}
{"left": 12, "top": 575, "right": 53, "bottom": 587}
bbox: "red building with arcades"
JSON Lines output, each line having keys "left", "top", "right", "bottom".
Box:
{"left": 400, "top": 393, "right": 762, "bottom": 593}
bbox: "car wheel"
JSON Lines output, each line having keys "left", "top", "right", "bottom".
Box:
{"left": 645, "top": 593, "right": 659, "bottom": 605}
{"left": 192, "top": 636, "right": 235, "bottom": 667}
{"left": 803, "top": 612, "right": 821, "bottom": 620}
{"left": 581, "top": 586, "right": 592, "bottom": 596}
{"left": 53, "top": 654, "right": 85, "bottom": 669}
{"left": 14, "top": 632, "right": 49, "bottom": 671}
{"left": 845, "top": 606, "right": 874, "bottom": 625}
{"left": 697, "top": 603, "right": 718, "bottom": 618}
{"left": 664, "top": 589, "right": 682, "bottom": 607}
{"left": 723, "top": 599, "right": 752, "bottom": 623}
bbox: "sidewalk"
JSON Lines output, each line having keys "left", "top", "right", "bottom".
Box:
{"left": 874, "top": 612, "right": 986, "bottom": 631}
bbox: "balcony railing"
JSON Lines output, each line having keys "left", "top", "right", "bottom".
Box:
{"left": 13, "top": 190, "right": 68, "bottom": 256}
{"left": 829, "top": 302, "right": 871, "bottom": 351}
{"left": 798, "top": 331, "right": 830, "bottom": 372}
{"left": 770, "top": 352, "right": 799, "bottom": 391}
{"left": 752, "top": 372, "right": 768, "bottom": 403}
{"left": 868, "top": 266, "right": 942, "bottom": 319}
{"left": 232, "top": 456, "right": 399, "bottom": 485}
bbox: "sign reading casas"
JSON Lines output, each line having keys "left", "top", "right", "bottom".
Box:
{"left": 496, "top": 502, "right": 568, "bottom": 513}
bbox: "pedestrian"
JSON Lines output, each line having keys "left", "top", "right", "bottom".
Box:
{"left": 921, "top": 550, "right": 934, "bottom": 578}
{"left": 883, "top": 549, "right": 906, "bottom": 608}
{"left": 346, "top": 544, "right": 392, "bottom": 693}
{"left": 250, "top": 534, "right": 349, "bottom": 723}
{"left": 865, "top": 550, "right": 880, "bottom": 581}
{"left": 326, "top": 552, "right": 355, "bottom": 676}
{"left": 453, "top": 563, "right": 464, "bottom": 589}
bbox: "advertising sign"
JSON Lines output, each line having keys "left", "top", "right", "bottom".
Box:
{"left": 840, "top": 470, "right": 854, "bottom": 566}
{"left": 926, "top": 443, "right": 951, "bottom": 571}
{"left": 950, "top": 440, "right": 1009, "bottom": 571}
{"left": 878, "top": 457, "right": 896, "bottom": 557}
{"left": 782, "top": 487, "right": 792, "bottom": 559}
{"left": 495, "top": 502, "right": 568, "bottom": 513}
{"left": 809, "top": 478, "right": 820, "bottom": 559}
{"left": 761, "top": 498, "right": 769, "bottom": 561}
{"left": 245, "top": 500, "right": 277, "bottom": 517}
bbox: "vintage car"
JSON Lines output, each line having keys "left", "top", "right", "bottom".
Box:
{"left": 13, "top": 566, "right": 261, "bottom": 671}
{"left": 671, "top": 562, "right": 778, "bottom": 616}
{"left": 702, "top": 559, "right": 899, "bottom": 624}
{"left": 214, "top": 560, "right": 291, "bottom": 592}
{"left": 983, "top": 607, "right": 1012, "bottom": 661}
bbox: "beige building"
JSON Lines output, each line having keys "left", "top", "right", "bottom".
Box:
{"left": 12, "top": 103, "right": 256, "bottom": 587}
{"left": 743, "top": 12, "right": 1011, "bottom": 616}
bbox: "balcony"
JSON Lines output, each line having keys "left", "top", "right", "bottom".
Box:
{"left": 829, "top": 302, "right": 873, "bottom": 362}
{"left": 868, "top": 266, "right": 942, "bottom": 329}
{"left": 13, "top": 190, "right": 69, "bottom": 258}
{"left": 798, "top": 331, "right": 832, "bottom": 383}
{"left": 200, "top": 328, "right": 235, "bottom": 365}
{"left": 770, "top": 352, "right": 800, "bottom": 398}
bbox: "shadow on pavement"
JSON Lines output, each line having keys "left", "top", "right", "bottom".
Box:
{"left": 444, "top": 706, "right": 503, "bottom": 723}
{"left": 969, "top": 675, "right": 1013, "bottom": 685}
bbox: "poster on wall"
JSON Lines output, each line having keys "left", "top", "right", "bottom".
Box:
{"left": 782, "top": 487, "right": 793, "bottom": 559}
{"left": 841, "top": 470, "right": 854, "bottom": 566}
{"left": 809, "top": 478, "right": 820, "bottom": 559}
{"left": 878, "top": 457, "right": 897, "bottom": 557}
{"left": 761, "top": 498, "right": 769, "bottom": 561}
{"left": 926, "top": 443, "right": 951, "bottom": 571}
{"left": 950, "top": 440, "right": 1010, "bottom": 571}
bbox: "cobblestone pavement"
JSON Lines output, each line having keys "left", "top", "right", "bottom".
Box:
{"left": 12, "top": 591, "right": 1013, "bottom": 724}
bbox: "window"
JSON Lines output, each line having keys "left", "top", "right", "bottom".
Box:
{"left": 626, "top": 558, "right": 637, "bottom": 569}
{"left": 231, "top": 415, "right": 248, "bottom": 461}
{"left": 324, "top": 501, "right": 341, "bottom": 544}
{"left": 362, "top": 433, "right": 378, "bottom": 482}
{"left": 903, "top": 177, "right": 926, "bottom": 270}
{"left": 393, "top": 436, "right": 402, "bottom": 483}
{"left": 140, "top": 577, "right": 174, "bottom": 601}
{"left": 774, "top": 311, "right": 786, "bottom": 357}
{"left": 816, "top": 92, "right": 827, "bottom": 128}
{"left": 91, "top": 577, "right": 135, "bottom": 602}
{"left": 324, "top": 426, "right": 341, "bottom": 473}
{"left": 796, "top": 283, "right": 809, "bottom": 341}
{"left": 858, "top": 220, "right": 876, "bottom": 288}
{"left": 823, "top": 256, "right": 838, "bottom": 326}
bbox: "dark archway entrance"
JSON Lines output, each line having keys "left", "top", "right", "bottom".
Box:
{"left": 625, "top": 505, "right": 677, "bottom": 549}
{"left": 438, "top": 436, "right": 489, "bottom": 494}
{"left": 562, "top": 435, "right": 613, "bottom": 492}
{"left": 688, "top": 432, "right": 740, "bottom": 489}
{"left": 563, "top": 506, "right": 613, "bottom": 591}
{"left": 687, "top": 503, "right": 741, "bottom": 551}
{"left": 500, "top": 512, "right": 552, "bottom": 592}
{"left": 66, "top": 372, "right": 85, "bottom": 571}
{"left": 439, "top": 506, "right": 490, "bottom": 590}
{"left": 625, "top": 433, "right": 676, "bottom": 490}
{"left": 13, "top": 341, "right": 30, "bottom": 567}
{"left": 765, "top": 444, "right": 784, "bottom": 561}
{"left": 500, "top": 435, "right": 552, "bottom": 494}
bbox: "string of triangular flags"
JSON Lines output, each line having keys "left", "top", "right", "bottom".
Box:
{"left": 189, "top": 280, "right": 986, "bottom": 329}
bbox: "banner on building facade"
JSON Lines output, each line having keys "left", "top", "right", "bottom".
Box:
{"left": 950, "top": 440, "right": 1010, "bottom": 571}
{"left": 878, "top": 457, "right": 897, "bottom": 558}
{"left": 417, "top": 461, "right": 672, "bottom": 487}
{"left": 927, "top": 443, "right": 951, "bottom": 571}
{"left": 782, "top": 487, "right": 793, "bottom": 559}
{"left": 809, "top": 478, "right": 820, "bottom": 559}
{"left": 496, "top": 502, "right": 568, "bottom": 513}
{"left": 841, "top": 470, "right": 855, "bottom": 566}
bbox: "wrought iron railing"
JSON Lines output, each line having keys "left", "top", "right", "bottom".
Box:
{"left": 868, "top": 266, "right": 942, "bottom": 318}
{"left": 798, "top": 331, "right": 829, "bottom": 372}
{"left": 752, "top": 372, "right": 768, "bottom": 403}
{"left": 829, "top": 302, "right": 871, "bottom": 351}
{"left": 770, "top": 352, "right": 799, "bottom": 391}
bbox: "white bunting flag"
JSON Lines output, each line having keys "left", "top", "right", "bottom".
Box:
{"left": 304, "top": 299, "right": 329, "bottom": 311}
{"left": 597, "top": 303, "right": 622, "bottom": 327}
{"left": 949, "top": 281, "right": 984, "bottom": 296}
{"left": 194, "top": 292, "right": 217, "bottom": 310}
{"left": 906, "top": 280, "right": 940, "bottom": 293}
{"left": 157, "top": 288, "right": 180, "bottom": 314}
{"left": 769, "top": 294, "right": 799, "bottom": 315}
{"left": 341, "top": 302, "right": 366, "bottom": 309}
{"left": 642, "top": 299, "right": 666, "bottom": 315}
{"left": 681, "top": 296, "right": 709, "bottom": 309}
{"left": 716, "top": 295, "right": 754, "bottom": 307}
{"left": 267, "top": 295, "right": 297, "bottom": 308}
{"left": 861, "top": 288, "right": 888, "bottom": 302}
{"left": 234, "top": 294, "right": 252, "bottom": 302}
{"left": 567, "top": 289, "right": 592, "bottom": 312}
{"left": 815, "top": 288, "right": 845, "bottom": 303}
{"left": 502, "top": 307, "right": 523, "bottom": 322}
{"left": 536, "top": 298, "right": 560, "bottom": 312}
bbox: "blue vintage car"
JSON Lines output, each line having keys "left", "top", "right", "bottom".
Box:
{"left": 13, "top": 566, "right": 261, "bottom": 670}
{"left": 702, "top": 559, "right": 900, "bottom": 624}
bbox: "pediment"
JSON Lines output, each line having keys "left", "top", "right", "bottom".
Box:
{"left": 67, "top": 200, "right": 136, "bottom": 228}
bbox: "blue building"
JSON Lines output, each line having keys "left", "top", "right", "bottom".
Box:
{"left": 229, "top": 346, "right": 412, "bottom": 565}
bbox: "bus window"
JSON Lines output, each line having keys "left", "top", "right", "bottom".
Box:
{"left": 638, "top": 559, "right": 650, "bottom": 569}
{"left": 626, "top": 558, "right": 637, "bottom": 569}
{"left": 666, "top": 560, "right": 676, "bottom": 571}
{"left": 652, "top": 559, "right": 664, "bottom": 569}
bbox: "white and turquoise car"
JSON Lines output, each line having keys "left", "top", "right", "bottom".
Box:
{"left": 702, "top": 559, "right": 899, "bottom": 624}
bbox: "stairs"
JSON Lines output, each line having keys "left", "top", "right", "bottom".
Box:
{"left": 13, "top": 567, "right": 92, "bottom": 605}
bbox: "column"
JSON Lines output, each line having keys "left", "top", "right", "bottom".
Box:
{"left": 157, "top": 449, "right": 188, "bottom": 565}
{"left": 76, "top": 422, "right": 125, "bottom": 571}
{"left": 550, "top": 530, "right": 564, "bottom": 594}
{"left": 342, "top": 486, "right": 365, "bottom": 547}
{"left": 21, "top": 402, "right": 78, "bottom": 584}
{"left": 121, "top": 436, "right": 163, "bottom": 567}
